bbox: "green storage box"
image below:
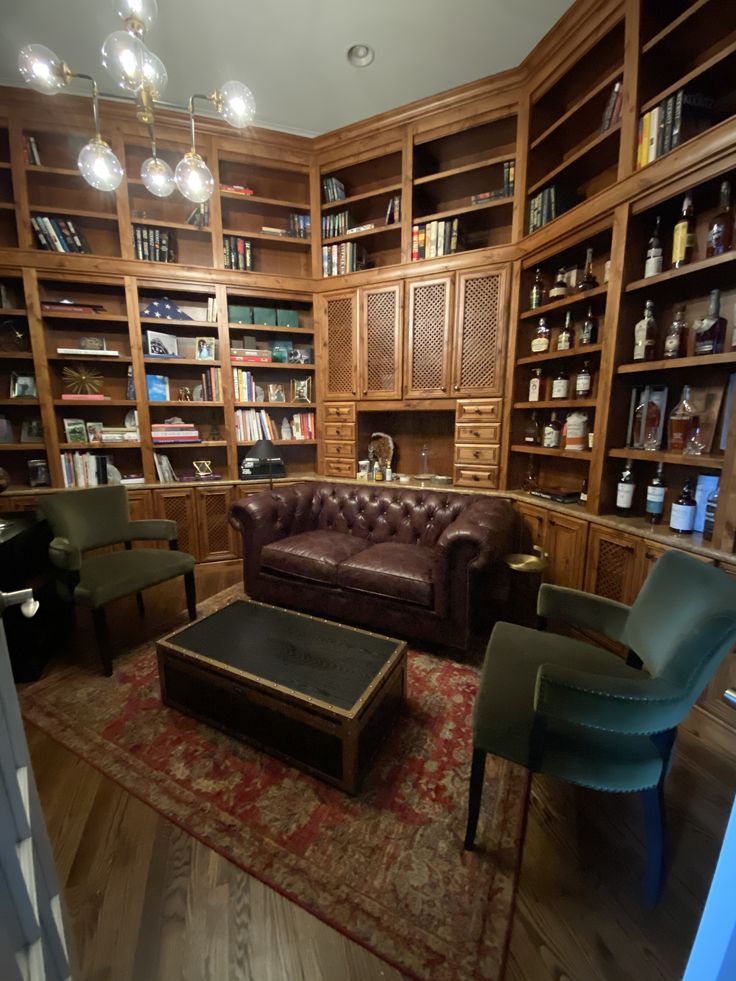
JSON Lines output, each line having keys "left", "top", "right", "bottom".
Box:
{"left": 276, "top": 309, "right": 300, "bottom": 328}
{"left": 229, "top": 304, "right": 253, "bottom": 324}
{"left": 253, "top": 306, "right": 277, "bottom": 326}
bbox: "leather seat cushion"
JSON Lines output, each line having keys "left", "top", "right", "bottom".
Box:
{"left": 261, "top": 531, "right": 369, "bottom": 587}
{"left": 338, "top": 543, "right": 434, "bottom": 607}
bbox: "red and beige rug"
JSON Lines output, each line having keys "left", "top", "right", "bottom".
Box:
{"left": 20, "top": 586, "right": 529, "bottom": 981}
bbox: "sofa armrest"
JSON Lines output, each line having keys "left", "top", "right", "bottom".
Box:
{"left": 537, "top": 584, "right": 630, "bottom": 645}
{"left": 230, "top": 484, "right": 307, "bottom": 590}
{"left": 125, "top": 519, "right": 178, "bottom": 543}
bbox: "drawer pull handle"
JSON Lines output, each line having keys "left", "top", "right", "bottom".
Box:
{"left": 471, "top": 430, "right": 480, "bottom": 437}
{"left": 473, "top": 450, "right": 480, "bottom": 458}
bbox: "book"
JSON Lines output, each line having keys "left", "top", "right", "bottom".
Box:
{"left": 60, "top": 393, "right": 110, "bottom": 401}
{"left": 529, "top": 489, "right": 581, "bottom": 504}
{"left": 57, "top": 348, "right": 120, "bottom": 356}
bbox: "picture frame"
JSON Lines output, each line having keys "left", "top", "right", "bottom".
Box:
{"left": 688, "top": 384, "right": 724, "bottom": 454}
{"left": 291, "top": 377, "right": 312, "bottom": 403}
{"left": 10, "top": 372, "right": 37, "bottom": 399}
{"left": 195, "top": 336, "right": 216, "bottom": 361}
{"left": 63, "top": 418, "right": 88, "bottom": 444}
{"left": 268, "top": 383, "right": 286, "bottom": 402}
{"left": 146, "top": 329, "right": 179, "bottom": 357}
{"left": 0, "top": 415, "right": 13, "bottom": 443}
{"left": 20, "top": 418, "right": 44, "bottom": 443}
{"left": 86, "top": 421, "right": 104, "bottom": 443}
{"left": 79, "top": 336, "right": 106, "bottom": 351}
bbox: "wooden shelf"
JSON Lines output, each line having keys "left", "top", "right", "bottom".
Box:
{"left": 413, "top": 153, "right": 516, "bottom": 186}
{"left": 144, "top": 357, "right": 221, "bottom": 366}
{"left": 236, "top": 439, "right": 317, "bottom": 446}
{"left": 58, "top": 441, "right": 141, "bottom": 450}
{"left": 52, "top": 399, "right": 133, "bottom": 406}
{"left": 139, "top": 317, "right": 217, "bottom": 329}
{"left": 519, "top": 285, "right": 608, "bottom": 320}
{"left": 642, "top": 0, "right": 711, "bottom": 54}
{"left": 527, "top": 123, "right": 621, "bottom": 197}
{"left": 608, "top": 447, "right": 725, "bottom": 469}
{"left": 132, "top": 218, "right": 212, "bottom": 234}
{"left": 231, "top": 362, "right": 315, "bottom": 371}
{"left": 234, "top": 401, "right": 313, "bottom": 408}
{"left": 0, "top": 350, "right": 34, "bottom": 359}
{"left": 511, "top": 444, "right": 592, "bottom": 459}
{"left": 321, "top": 183, "right": 402, "bottom": 211}
{"left": 513, "top": 399, "right": 598, "bottom": 409}
{"left": 26, "top": 165, "right": 79, "bottom": 177}
{"left": 0, "top": 399, "right": 38, "bottom": 405}
{"left": 617, "top": 353, "right": 736, "bottom": 373}
{"left": 516, "top": 344, "right": 604, "bottom": 366}
{"left": 415, "top": 197, "right": 513, "bottom": 224}
{"left": 641, "top": 36, "right": 736, "bottom": 114}
{"left": 625, "top": 251, "right": 736, "bottom": 292}
{"left": 147, "top": 400, "right": 224, "bottom": 407}
{"left": 529, "top": 66, "right": 623, "bottom": 150}
{"left": 153, "top": 440, "right": 227, "bottom": 448}
{"left": 222, "top": 228, "right": 311, "bottom": 247}
{"left": 41, "top": 310, "right": 129, "bottom": 322}
{"left": 49, "top": 353, "right": 132, "bottom": 362}
{"left": 322, "top": 224, "right": 400, "bottom": 245}
{"left": 220, "top": 192, "right": 308, "bottom": 210}
{"left": 229, "top": 323, "right": 313, "bottom": 335}
{"left": 29, "top": 205, "right": 118, "bottom": 222}
{"left": 0, "top": 309, "right": 28, "bottom": 317}
{"left": 0, "top": 203, "right": 15, "bottom": 212}
{"left": 0, "top": 443, "right": 45, "bottom": 450}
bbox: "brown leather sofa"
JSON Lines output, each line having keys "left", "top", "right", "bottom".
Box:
{"left": 230, "top": 480, "right": 517, "bottom": 650}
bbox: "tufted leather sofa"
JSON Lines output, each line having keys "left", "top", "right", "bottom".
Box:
{"left": 230, "top": 480, "right": 517, "bottom": 650}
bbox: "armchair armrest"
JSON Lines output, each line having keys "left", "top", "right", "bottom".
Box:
{"left": 534, "top": 663, "right": 687, "bottom": 734}
{"left": 537, "top": 584, "right": 630, "bottom": 645}
{"left": 126, "top": 519, "right": 178, "bottom": 543}
{"left": 49, "top": 536, "right": 82, "bottom": 572}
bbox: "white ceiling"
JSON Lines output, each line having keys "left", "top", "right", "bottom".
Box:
{"left": 0, "top": 0, "right": 573, "bottom": 137}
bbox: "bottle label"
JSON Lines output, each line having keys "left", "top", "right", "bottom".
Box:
{"left": 672, "top": 222, "right": 692, "bottom": 263}
{"left": 580, "top": 327, "right": 594, "bottom": 344}
{"left": 616, "top": 483, "right": 634, "bottom": 509}
{"left": 646, "top": 487, "right": 665, "bottom": 513}
{"left": 670, "top": 503, "right": 695, "bottom": 532}
{"left": 576, "top": 375, "right": 591, "bottom": 396}
{"left": 694, "top": 340, "right": 715, "bottom": 354}
{"left": 531, "top": 337, "right": 550, "bottom": 353}
{"left": 528, "top": 378, "right": 540, "bottom": 401}
{"left": 663, "top": 333, "right": 680, "bottom": 356}
{"left": 551, "top": 378, "right": 569, "bottom": 398}
{"left": 543, "top": 426, "right": 561, "bottom": 448}
{"left": 557, "top": 334, "right": 571, "bottom": 350}
{"left": 645, "top": 251, "right": 663, "bottom": 277}
{"left": 549, "top": 285, "right": 567, "bottom": 298}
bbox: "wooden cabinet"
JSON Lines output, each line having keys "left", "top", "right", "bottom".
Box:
{"left": 515, "top": 502, "right": 547, "bottom": 551}
{"left": 126, "top": 489, "right": 152, "bottom": 522}
{"left": 583, "top": 525, "right": 641, "bottom": 605}
{"left": 634, "top": 539, "right": 713, "bottom": 595}
{"left": 320, "top": 291, "right": 358, "bottom": 400}
{"left": 454, "top": 399, "right": 503, "bottom": 488}
{"left": 196, "top": 486, "right": 239, "bottom": 562}
{"left": 153, "top": 488, "right": 200, "bottom": 560}
{"left": 545, "top": 512, "right": 588, "bottom": 590}
{"left": 452, "top": 268, "right": 507, "bottom": 397}
{"left": 358, "top": 283, "right": 403, "bottom": 400}
{"left": 404, "top": 275, "right": 453, "bottom": 398}
{"left": 322, "top": 403, "right": 357, "bottom": 477}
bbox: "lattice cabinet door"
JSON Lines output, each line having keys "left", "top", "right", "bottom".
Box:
{"left": 452, "top": 267, "right": 507, "bottom": 397}
{"left": 195, "top": 486, "right": 240, "bottom": 562}
{"left": 153, "top": 488, "right": 201, "bottom": 561}
{"left": 359, "top": 283, "right": 403, "bottom": 400}
{"left": 320, "top": 290, "right": 358, "bottom": 400}
{"left": 583, "top": 525, "right": 640, "bottom": 604}
{"left": 404, "top": 275, "right": 453, "bottom": 398}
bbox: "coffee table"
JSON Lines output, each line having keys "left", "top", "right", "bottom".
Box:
{"left": 157, "top": 599, "right": 408, "bottom": 793}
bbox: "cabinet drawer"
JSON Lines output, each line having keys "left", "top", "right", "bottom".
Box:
{"left": 324, "top": 422, "right": 355, "bottom": 440}
{"left": 456, "top": 399, "right": 502, "bottom": 423}
{"left": 324, "top": 440, "right": 354, "bottom": 457}
{"left": 454, "top": 466, "right": 499, "bottom": 489}
{"left": 325, "top": 403, "right": 356, "bottom": 422}
{"left": 324, "top": 458, "right": 355, "bottom": 477}
{"left": 456, "top": 423, "right": 500, "bottom": 443}
{"left": 455, "top": 444, "right": 500, "bottom": 465}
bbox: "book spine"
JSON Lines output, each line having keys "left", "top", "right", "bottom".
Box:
{"left": 671, "top": 90, "right": 684, "bottom": 149}
{"left": 30, "top": 217, "right": 50, "bottom": 250}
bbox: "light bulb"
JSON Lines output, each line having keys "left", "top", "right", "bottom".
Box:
{"left": 101, "top": 30, "right": 147, "bottom": 91}
{"left": 141, "top": 156, "right": 175, "bottom": 197}
{"left": 174, "top": 152, "right": 214, "bottom": 203}
{"left": 78, "top": 139, "right": 124, "bottom": 191}
{"left": 140, "top": 48, "right": 167, "bottom": 97}
{"left": 113, "top": 0, "right": 157, "bottom": 32}
{"left": 18, "top": 44, "right": 68, "bottom": 94}
{"left": 218, "top": 80, "right": 255, "bottom": 128}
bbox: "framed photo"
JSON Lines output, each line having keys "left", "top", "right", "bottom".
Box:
{"left": 195, "top": 336, "right": 216, "bottom": 361}
{"left": 0, "top": 415, "right": 12, "bottom": 443}
{"left": 10, "top": 372, "right": 37, "bottom": 398}
{"left": 146, "top": 329, "right": 179, "bottom": 357}
{"left": 688, "top": 384, "right": 724, "bottom": 453}
{"left": 63, "top": 418, "right": 88, "bottom": 443}
{"left": 86, "top": 421, "right": 104, "bottom": 443}
{"left": 20, "top": 418, "right": 44, "bottom": 443}
{"left": 291, "top": 377, "right": 312, "bottom": 403}
{"left": 79, "top": 336, "right": 106, "bottom": 351}
{"left": 268, "top": 383, "right": 286, "bottom": 402}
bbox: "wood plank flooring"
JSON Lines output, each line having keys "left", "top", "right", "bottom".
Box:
{"left": 22, "top": 563, "right": 736, "bottom": 981}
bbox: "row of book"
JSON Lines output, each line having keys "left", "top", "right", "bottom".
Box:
{"left": 32, "top": 215, "right": 90, "bottom": 254}
{"left": 321, "top": 242, "right": 367, "bottom": 277}
{"left": 636, "top": 91, "right": 715, "bottom": 170}
{"left": 287, "top": 213, "right": 311, "bottom": 238}
{"left": 153, "top": 452, "right": 178, "bottom": 483}
{"left": 234, "top": 408, "right": 315, "bottom": 442}
{"left": 322, "top": 176, "right": 346, "bottom": 202}
{"left": 152, "top": 422, "right": 201, "bottom": 444}
{"left": 600, "top": 81, "right": 623, "bottom": 132}
{"left": 146, "top": 367, "right": 222, "bottom": 402}
{"left": 232, "top": 368, "right": 260, "bottom": 402}
{"left": 23, "top": 135, "right": 42, "bottom": 165}
{"left": 322, "top": 210, "right": 351, "bottom": 238}
{"left": 132, "top": 225, "right": 176, "bottom": 262}
{"left": 224, "top": 236, "right": 253, "bottom": 271}
{"left": 411, "top": 218, "right": 461, "bottom": 260}
{"left": 60, "top": 451, "right": 112, "bottom": 488}
{"left": 528, "top": 185, "right": 577, "bottom": 233}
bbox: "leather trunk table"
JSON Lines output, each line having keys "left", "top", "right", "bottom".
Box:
{"left": 156, "top": 600, "right": 407, "bottom": 793}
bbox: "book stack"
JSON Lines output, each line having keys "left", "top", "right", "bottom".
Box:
{"left": 322, "top": 211, "right": 350, "bottom": 238}
{"left": 636, "top": 91, "right": 716, "bottom": 170}
{"left": 231, "top": 348, "right": 272, "bottom": 364}
{"left": 153, "top": 452, "right": 178, "bottom": 483}
{"left": 291, "top": 412, "right": 315, "bottom": 439}
{"left": 235, "top": 408, "right": 279, "bottom": 442}
{"left": 99, "top": 425, "right": 139, "bottom": 444}
{"left": 201, "top": 366, "right": 222, "bottom": 401}
{"left": 600, "top": 82, "right": 623, "bottom": 132}
{"left": 60, "top": 451, "right": 110, "bottom": 488}
{"left": 528, "top": 186, "right": 578, "bottom": 233}
{"left": 385, "top": 195, "right": 401, "bottom": 224}
{"left": 31, "top": 216, "right": 90, "bottom": 253}
{"left": 232, "top": 368, "right": 257, "bottom": 401}
{"left": 321, "top": 241, "right": 367, "bottom": 276}
{"left": 322, "top": 176, "right": 346, "bottom": 202}
{"left": 411, "top": 218, "right": 461, "bottom": 260}
{"left": 219, "top": 184, "right": 253, "bottom": 196}
{"left": 224, "top": 235, "right": 253, "bottom": 270}
{"left": 288, "top": 213, "right": 311, "bottom": 238}
{"left": 151, "top": 422, "right": 201, "bottom": 444}
{"left": 132, "top": 225, "right": 175, "bottom": 262}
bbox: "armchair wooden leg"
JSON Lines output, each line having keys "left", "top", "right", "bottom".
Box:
{"left": 135, "top": 592, "right": 145, "bottom": 617}
{"left": 184, "top": 571, "right": 197, "bottom": 622}
{"left": 91, "top": 608, "right": 113, "bottom": 677}
{"left": 464, "top": 748, "right": 486, "bottom": 851}
{"left": 642, "top": 780, "right": 666, "bottom": 907}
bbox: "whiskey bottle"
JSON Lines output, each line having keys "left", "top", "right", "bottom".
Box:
{"left": 531, "top": 317, "right": 551, "bottom": 353}
{"left": 644, "top": 215, "right": 663, "bottom": 277}
{"left": 645, "top": 463, "right": 666, "bottom": 525}
{"left": 669, "top": 478, "right": 696, "bottom": 535}
{"left": 580, "top": 305, "right": 598, "bottom": 345}
{"left": 672, "top": 191, "right": 695, "bottom": 268}
{"left": 551, "top": 367, "right": 570, "bottom": 399}
{"left": 580, "top": 478, "right": 588, "bottom": 504}
{"left": 524, "top": 411, "right": 541, "bottom": 444}
{"left": 668, "top": 384, "right": 695, "bottom": 452}
{"left": 706, "top": 180, "right": 733, "bottom": 257}
{"left": 663, "top": 306, "right": 688, "bottom": 359}
{"left": 694, "top": 289, "right": 726, "bottom": 355}
{"left": 528, "top": 367, "right": 543, "bottom": 401}
{"left": 575, "top": 360, "right": 591, "bottom": 398}
{"left": 549, "top": 268, "right": 568, "bottom": 300}
{"left": 542, "top": 411, "right": 562, "bottom": 448}
{"left": 616, "top": 459, "right": 636, "bottom": 514}
{"left": 557, "top": 311, "right": 574, "bottom": 350}
{"left": 522, "top": 455, "right": 539, "bottom": 492}
{"left": 530, "top": 268, "right": 546, "bottom": 309}
{"left": 578, "top": 247, "right": 599, "bottom": 290}
{"left": 633, "top": 300, "right": 656, "bottom": 361}
{"left": 703, "top": 484, "right": 719, "bottom": 541}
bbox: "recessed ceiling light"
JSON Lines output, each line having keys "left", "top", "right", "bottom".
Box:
{"left": 347, "top": 44, "right": 375, "bottom": 68}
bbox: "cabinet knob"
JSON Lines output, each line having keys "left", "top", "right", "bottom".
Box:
{"left": 473, "top": 450, "right": 480, "bottom": 458}
{"left": 441, "top": 385, "right": 447, "bottom": 392}
{"left": 471, "top": 430, "right": 480, "bottom": 438}
{"left": 454, "top": 384, "right": 460, "bottom": 391}
{"left": 364, "top": 389, "right": 368, "bottom": 395}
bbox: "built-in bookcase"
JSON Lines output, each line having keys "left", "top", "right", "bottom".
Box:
{"left": 0, "top": 124, "right": 17, "bottom": 248}
{"left": 0, "top": 273, "right": 39, "bottom": 487}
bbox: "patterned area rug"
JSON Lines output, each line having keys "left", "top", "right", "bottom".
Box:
{"left": 20, "top": 586, "right": 529, "bottom": 981}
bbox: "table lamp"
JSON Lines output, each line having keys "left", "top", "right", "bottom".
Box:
{"left": 250, "top": 437, "right": 277, "bottom": 490}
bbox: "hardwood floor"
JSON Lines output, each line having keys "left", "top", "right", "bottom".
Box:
{"left": 22, "top": 565, "right": 736, "bottom": 981}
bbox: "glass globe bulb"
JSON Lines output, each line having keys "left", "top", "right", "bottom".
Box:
{"left": 141, "top": 156, "right": 175, "bottom": 197}
{"left": 101, "top": 30, "right": 147, "bottom": 92}
{"left": 174, "top": 152, "right": 214, "bottom": 203}
{"left": 219, "top": 80, "right": 256, "bottom": 128}
{"left": 78, "top": 139, "right": 124, "bottom": 192}
{"left": 141, "top": 48, "right": 167, "bottom": 97}
{"left": 113, "top": 0, "right": 157, "bottom": 32}
{"left": 18, "top": 44, "right": 68, "bottom": 95}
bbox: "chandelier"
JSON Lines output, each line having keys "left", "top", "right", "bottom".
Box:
{"left": 17, "top": 0, "right": 255, "bottom": 202}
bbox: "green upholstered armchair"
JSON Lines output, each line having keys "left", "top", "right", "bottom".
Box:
{"left": 465, "top": 549, "right": 736, "bottom": 904}
{"left": 39, "top": 485, "right": 197, "bottom": 676}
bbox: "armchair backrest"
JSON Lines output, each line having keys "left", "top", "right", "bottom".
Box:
{"left": 39, "top": 485, "right": 132, "bottom": 552}
{"left": 627, "top": 550, "right": 736, "bottom": 706}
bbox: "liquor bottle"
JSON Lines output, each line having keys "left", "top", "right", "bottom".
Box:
{"left": 575, "top": 360, "right": 591, "bottom": 398}
{"left": 578, "top": 247, "right": 599, "bottom": 290}
{"left": 530, "top": 268, "right": 546, "bottom": 309}
{"left": 524, "top": 411, "right": 541, "bottom": 444}
{"left": 549, "top": 269, "right": 568, "bottom": 300}
{"left": 703, "top": 484, "right": 719, "bottom": 541}
{"left": 663, "top": 306, "right": 688, "bottom": 359}
{"left": 521, "top": 455, "right": 539, "bottom": 492}
{"left": 672, "top": 191, "right": 695, "bottom": 268}
{"left": 542, "top": 411, "right": 562, "bottom": 448}
{"left": 616, "top": 459, "right": 636, "bottom": 514}
{"left": 706, "top": 180, "right": 733, "bottom": 257}
{"left": 694, "top": 289, "right": 726, "bottom": 355}
{"left": 531, "top": 317, "right": 550, "bottom": 353}
{"left": 528, "top": 367, "right": 543, "bottom": 401}
{"left": 645, "top": 462, "right": 666, "bottom": 525}
{"left": 580, "top": 478, "right": 588, "bottom": 504}
{"left": 557, "top": 312, "right": 574, "bottom": 351}
{"left": 668, "top": 384, "right": 695, "bottom": 452}
{"left": 669, "top": 478, "right": 696, "bottom": 535}
{"left": 644, "top": 215, "right": 663, "bottom": 277}
{"left": 633, "top": 300, "right": 656, "bottom": 361}
{"left": 551, "top": 367, "right": 570, "bottom": 399}
{"left": 580, "top": 305, "right": 598, "bottom": 345}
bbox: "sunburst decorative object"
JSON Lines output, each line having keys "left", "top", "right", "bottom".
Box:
{"left": 63, "top": 364, "right": 104, "bottom": 395}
